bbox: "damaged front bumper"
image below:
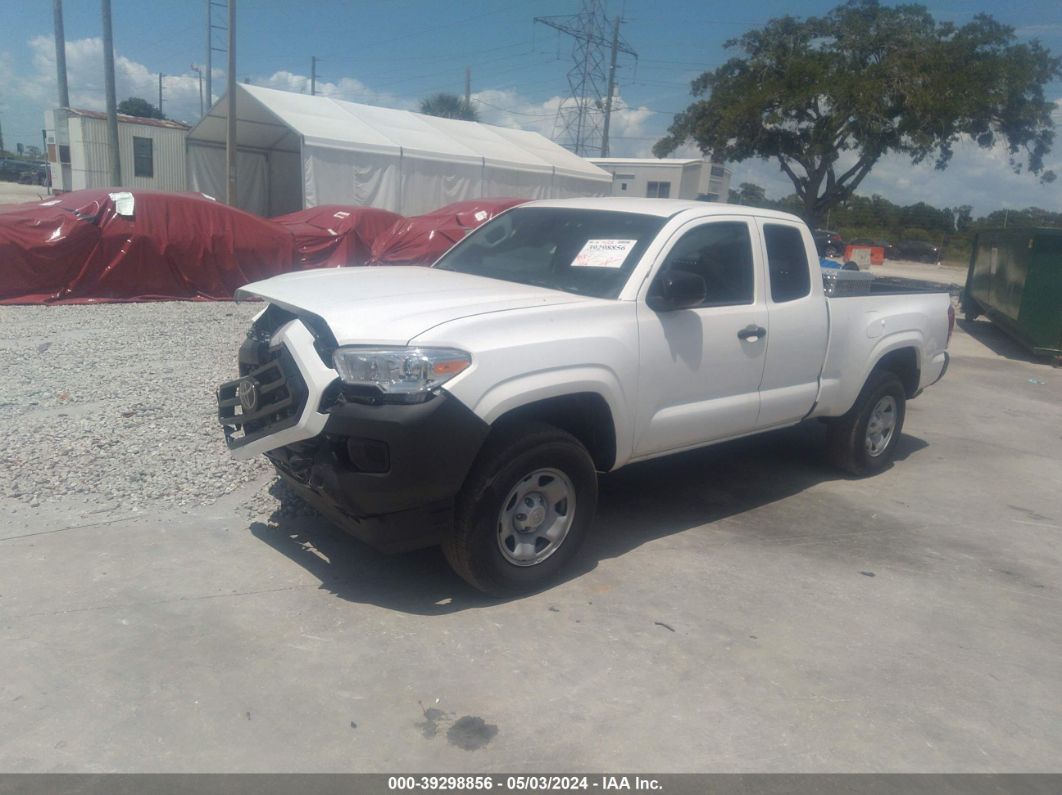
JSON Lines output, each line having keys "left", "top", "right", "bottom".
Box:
{"left": 264, "top": 393, "right": 490, "bottom": 553}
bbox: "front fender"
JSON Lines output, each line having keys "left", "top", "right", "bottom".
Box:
{"left": 455, "top": 366, "right": 632, "bottom": 470}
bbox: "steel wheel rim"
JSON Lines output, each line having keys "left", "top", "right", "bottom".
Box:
{"left": 865, "top": 395, "right": 897, "bottom": 457}
{"left": 497, "top": 468, "right": 576, "bottom": 567}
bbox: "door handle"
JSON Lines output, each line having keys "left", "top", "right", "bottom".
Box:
{"left": 737, "top": 324, "right": 767, "bottom": 341}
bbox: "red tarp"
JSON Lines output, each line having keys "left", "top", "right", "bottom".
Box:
{"left": 272, "top": 205, "right": 403, "bottom": 268}
{"left": 369, "top": 198, "right": 527, "bottom": 266}
{"left": 1, "top": 192, "right": 531, "bottom": 304}
{"left": 0, "top": 189, "right": 295, "bottom": 304}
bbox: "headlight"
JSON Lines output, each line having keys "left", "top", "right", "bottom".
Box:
{"left": 331, "top": 346, "right": 471, "bottom": 403}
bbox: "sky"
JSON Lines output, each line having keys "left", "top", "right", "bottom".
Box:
{"left": 0, "top": 0, "right": 1060, "bottom": 216}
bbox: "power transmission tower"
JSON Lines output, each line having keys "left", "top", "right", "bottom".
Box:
{"left": 535, "top": 0, "right": 636, "bottom": 157}
{"left": 206, "top": 0, "right": 227, "bottom": 108}
{"left": 311, "top": 56, "right": 319, "bottom": 95}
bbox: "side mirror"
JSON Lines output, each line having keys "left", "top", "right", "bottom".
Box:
{"left": 647, "top": 269, "right": 706, "bottom": 311}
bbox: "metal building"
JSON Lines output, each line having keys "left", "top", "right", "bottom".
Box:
{"left": 44, "top": 108, "right": 190, "bottom": 193}
{"left": 588, "top": 157, "right": 732, "bottom": 202}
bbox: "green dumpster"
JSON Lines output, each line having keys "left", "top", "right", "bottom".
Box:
{"left": 963, "top": 227, "right": 1062, "bottom": 360}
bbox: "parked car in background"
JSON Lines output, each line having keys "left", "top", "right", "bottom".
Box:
{"left": 17, "top": 163, "right": 48, "bottom": 185}
{"left": 894, "top": 240, "right": 941, "bottom": 263}
{"left": 0, "top": 158, "right": 47, "bottom": 185}
{"left": 812, "top": 228, "right": 845, "bottom": 257}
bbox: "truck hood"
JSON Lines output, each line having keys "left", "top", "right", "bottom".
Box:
{"left": 236, "top": 266, "right": 591, "bottom": 345}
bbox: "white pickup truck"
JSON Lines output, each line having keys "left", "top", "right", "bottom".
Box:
{"left": 218, "top": 198, "right": 952, "bottom": 594}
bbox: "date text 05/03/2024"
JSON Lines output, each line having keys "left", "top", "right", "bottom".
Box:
{"left": 387, "top": 776, "right": 663, "bottom": 791}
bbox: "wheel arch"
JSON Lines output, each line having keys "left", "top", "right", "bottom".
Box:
{"left": 870, "top": 345, "right": 921, "bottom": 398}
{"left": 468, "top": 367, "right": 629, "bottom": 471}
{"left": 487, "top": 391, "right": 619, "bottom": 472}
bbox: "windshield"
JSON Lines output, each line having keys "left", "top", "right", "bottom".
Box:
{"left": 433, "top": 207, "right": 667, "bottom": 299}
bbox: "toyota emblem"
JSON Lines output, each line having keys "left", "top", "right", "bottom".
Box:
{"left": 238, "top": 378, "right": 259, "bottom": 412}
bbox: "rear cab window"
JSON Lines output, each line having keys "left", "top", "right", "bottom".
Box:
{"left": 763, "top": 223, "right": 812, "bottom": 302}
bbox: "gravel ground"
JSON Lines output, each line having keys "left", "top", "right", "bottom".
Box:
{"left": 0, "top": 301, "right": 277, "bottom": 512}
{"left": 0, "top": 181, "right": 50, "bottom": 206}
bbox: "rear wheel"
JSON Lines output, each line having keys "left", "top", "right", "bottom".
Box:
{"left": 827, "top": 371, "right": 907, "bottom": 476}
{"left": 443, "top": 422, "right": 598, "bottom": 596}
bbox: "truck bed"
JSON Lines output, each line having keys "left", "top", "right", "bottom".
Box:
{"left": 812, "top": 286, "right": 953, "bottom": 419}
{"left": 823, "top": 270, "right": 961, "bottom": 298}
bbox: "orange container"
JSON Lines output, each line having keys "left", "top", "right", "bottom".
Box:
{"left": 844, "top": 245, "right": 885, "bottom": 266}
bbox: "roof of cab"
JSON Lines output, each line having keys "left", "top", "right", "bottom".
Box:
{"left": 521, "top": 196, "right": 805, "bottom": 223}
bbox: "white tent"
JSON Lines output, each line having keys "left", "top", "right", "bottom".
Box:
{"left": 186, "top": 84, "right": 613, "bottom": 217}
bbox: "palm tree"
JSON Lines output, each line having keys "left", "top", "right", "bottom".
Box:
{"left": 419, "top": 92, "right": 479, "bottom": 122}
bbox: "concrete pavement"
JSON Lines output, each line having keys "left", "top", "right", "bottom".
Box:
{"left": 1, "top": 312, "right": 1060, "bottom": 772}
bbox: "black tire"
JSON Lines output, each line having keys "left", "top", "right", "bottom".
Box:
{"left": 826, "top": 371, "right": 906, "bottom": 476}
{"left": 963, "top": 296, "right": 981, "bottom": 322}
{"left": 842, "top": 260, "right": 860, "bottom": 271}
{"left": 442, "top": 422, "right": 598, "bottom": 596}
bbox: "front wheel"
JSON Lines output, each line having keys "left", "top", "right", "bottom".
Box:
{"left": 443, "top": 423, "right": 598, "bottom": 596}
{"left": 826, "top": 371, "right": 907, "bottom": 476}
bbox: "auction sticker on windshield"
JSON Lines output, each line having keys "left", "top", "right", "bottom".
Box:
{"left": 571, "top": 239, "right": 637, "bottom": 268}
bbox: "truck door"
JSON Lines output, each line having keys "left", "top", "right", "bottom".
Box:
{"left": 754, "top": 220, "right": 829, "bottom": 428}
{"left": 633, "top": 217, "right": 768, "bottom": 458}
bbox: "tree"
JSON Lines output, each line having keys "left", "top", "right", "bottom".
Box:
{"left": 732, "top": 182, "right": 769, "bottom": 206}
{"left": 419, "top": 92, "right": 479, "bottom": 122}
{"left": 955, "top": 205, "right": 974, "bottom": 233}
{"left": 117, "top": 97, "right": 165, "bottom": 120}
{"left": 654, "top": 0, "right": 1061, "bottom": 225}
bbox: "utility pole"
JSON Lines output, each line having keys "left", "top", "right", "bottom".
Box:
{"left": 600, "top": 15, "right": 621, "bottom": 157}
{"left": 535, "top": 1, "right": 636, "bottom": 156}
{"left": 226, "top": 0, "right": 237, "bottom": 205}
{"left": 311, "top": 56, "right": 317, "bottom": 95}
{"left": 101, "top": 0, "right": 121, "bottom": 185}
{"left": 205, "top": 0, "right": 212, "bottom": 108}
{"left": 158, "top": 73, "right": 164, "bottom": 117}
{"left": 191, "top": 64, "right": 204, "bottom": 117}
{"left": 465, "top": 66, "right": 471, "bottom": 106}
{"left": 53, "top": 0, "right": 70, "bottom": 108}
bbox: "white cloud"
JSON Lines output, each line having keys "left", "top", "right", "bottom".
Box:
{"left": 255, "top": 70, "right": 412, "bottom": 110}
{"left": 470, "top": 88, "right": 654, "bottom": 156}
{"left": 15, "top": 35, "right": 208, "bottom": 127}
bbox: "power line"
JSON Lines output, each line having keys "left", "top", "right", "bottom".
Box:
{"left": 472, "top": 98, "right": 556, "bottom": 118}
